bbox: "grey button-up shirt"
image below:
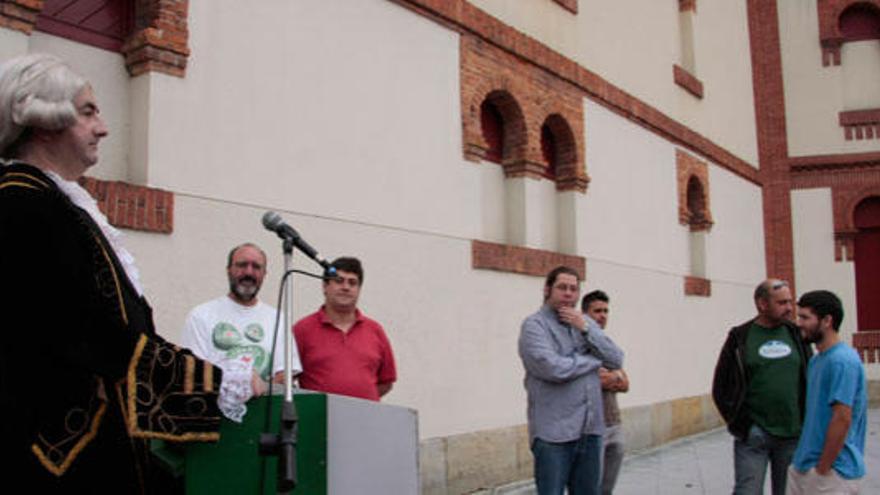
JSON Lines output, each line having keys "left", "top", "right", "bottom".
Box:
{"left": 518, "top": 304, "right": 624, "bottom": 444}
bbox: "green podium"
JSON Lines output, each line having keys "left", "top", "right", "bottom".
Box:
{"left": 181, "top": 391, "right": 418, "bottom": 494}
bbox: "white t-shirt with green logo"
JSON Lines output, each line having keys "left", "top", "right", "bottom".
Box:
{"left": 181, "top": 296, "right": 302, "bottom": 379}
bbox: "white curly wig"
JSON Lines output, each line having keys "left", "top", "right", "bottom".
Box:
{"left": 0, "top": 53, "right": 87, "bottom": 158}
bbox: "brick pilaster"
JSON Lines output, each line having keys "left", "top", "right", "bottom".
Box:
{"left": 122, "top": 0, "right": 190, "bottom": 77}
{"left": 748, "top": 0, "right": 795, "bottom": 287}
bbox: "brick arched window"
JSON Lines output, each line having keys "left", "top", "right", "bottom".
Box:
{"left": 818, "top": 0, "right": 880, "bottom": 65}
{"left": 854, "top": 196, "right": 880, "bottom": 331}
{"left": 481, "top": 100, "right": 504, "bottom": 164}
{"left": 541, "top": 123, "right": 557, "bottom": 179}
{"left": 686, "top": 176, "right": 709, "bottom": 230}
{"left": 839, "top": 2, "right": 880, "bottom": 42}
{"left": 540, "top": 114, "right": 578, "bottom": 187}
{"left": 478, "top": 90, "right": 526, "bottom": 167}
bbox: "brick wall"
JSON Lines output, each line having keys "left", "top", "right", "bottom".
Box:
{"left": 673, "top": 64, "right": 704, "bottom": 99}
{"left": 817, "top": 0, "right": 880, "bottom": 66}
{"left": 839, "top": 108, "right": 880, "bottom": 141}
{"left": 0, "top": 0, "right": 190, "bottom": 77}
{"left": 748, "top": 0, "right": 795, "bottom": 287}
{"left": 391, "top": 0, "right": 760, "bottom": 186}
{"left": 791, "top": 153, "right": 880, "bottom": 261}
{"left": 0, "top": 0, "right": 42, "bottom": 33}
{"left": 123, "top": 0, "right": 190, "bottom": 77}
{"left": 683, "top": 276, "right": 711, "bottom": 297}
{"left": 79, "top": 176, "right": 174, "bottom": 233}
{"left": 471, "top": 240, "right": 585, "bottom": 279}
{"left": 676, "top": 149, "right": 713, "bottom": 230}
{"left": 551, "top": 0, "right": 577, "bottom": 14}
{"left": 460, "top": 35, "right": 588, "bottom": 192}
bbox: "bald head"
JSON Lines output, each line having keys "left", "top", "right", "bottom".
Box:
{"left": 754, "top": 279, "right": 793, "bottom": 326}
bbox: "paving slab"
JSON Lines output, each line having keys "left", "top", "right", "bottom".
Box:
{"left": 485, "top": 408, "right": 878, "bottom": 495}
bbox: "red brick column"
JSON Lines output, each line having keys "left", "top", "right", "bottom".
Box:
{"left": 0, "top": 0, "right": 42, "bottom": 34}
{"left": 748, "top": 0, "right": 795, "bottom": 287}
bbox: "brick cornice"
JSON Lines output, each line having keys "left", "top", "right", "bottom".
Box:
{"left": 78, "top": 177, "right": 174, "bottom": 233}
{"left": 853, "top": 330, "right": 880, "bottom": 362}
{"left": 389, "top": 0, "right": 760, "bottom": 185}
{"left": 551, "top": 0, "right": 577, "bottom": 14}
{"left": 471, "top": 240, "right": 585, "bottom": 279}
{"left": 0, "top": 0, "right": 42, "bottom": 34}
{"left": 789, "top": 151, "right": 880, "bottom": 173}
{"left": 839, "top": 108, "right": 880, "bottom": 141}
{"left": 673, "top": 64, "right": 704, "bottom": 99}
{"left": 683, "top": 276, "right": 711, "bottom": 297}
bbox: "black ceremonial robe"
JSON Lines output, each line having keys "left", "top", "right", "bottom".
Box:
{"left": 0, "top": 163, "right": 222, "bottom": 494}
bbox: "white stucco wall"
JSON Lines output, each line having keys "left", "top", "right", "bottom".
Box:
{"left": 0, "top": 0, "right": 769, "bottom": 440}
{"left": 144, "top": 0, "right": 484, "bottom": 242}
{"left": 791, "top": 188, "right": 858, "bottom": 338}
{"left": 24, "top": 34, "right": 131, "bottom": 181}
{"left": 779, "top": 0, "right": 880, "bottom": 157}
{"left": 582, "top": 99, "right": 766, "bottom": 406}
{"left": 470, "top": 0, "right": 759, "bottom": 165}
{"left": 0, "top": 28, "right": 28, "bottom": 60}
{"left": 792, "top": 189, "right": 880, "bottom": 380}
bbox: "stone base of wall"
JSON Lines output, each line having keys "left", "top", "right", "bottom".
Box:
{"left": 869, "top": 378, "right": 880, "bottom": 408}
{"left": 420, "top": 381, "right": 880, "bottom": 493}
{"left": 419, "top": 380, "right": 880, "bottom": 495}
{"left": 419, "top": 393, "right": 721, "bottom": 494}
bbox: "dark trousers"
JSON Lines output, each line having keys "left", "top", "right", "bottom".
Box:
{"left": 733, "top": 424, "right": 799, "bottom": 495}
{"left": 532, "top": 434, "right": 603, "bottom": 495}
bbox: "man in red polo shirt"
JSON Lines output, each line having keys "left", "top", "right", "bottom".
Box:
{"left": 294, "top": 257, "right": 397, "bottom": 401}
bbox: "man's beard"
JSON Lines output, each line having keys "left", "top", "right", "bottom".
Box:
{"left": 230, "top": 277, "right": 259, "bottom": 302}
{"left": 800, "top": 324, "right": 822, "bottom": 345}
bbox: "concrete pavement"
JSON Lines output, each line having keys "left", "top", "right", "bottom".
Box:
{"left": 484, "top": 408, "right": 878, "bottom": 494}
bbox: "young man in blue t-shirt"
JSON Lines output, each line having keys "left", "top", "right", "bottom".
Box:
{"left": 787, "top": 290, "right": 867, "bottom": 495}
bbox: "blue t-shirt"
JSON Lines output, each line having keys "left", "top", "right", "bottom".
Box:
{"left": 791, "top": 342, "right": 867, "bottom": 479}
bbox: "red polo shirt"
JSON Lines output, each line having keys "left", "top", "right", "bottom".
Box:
{"left": 293, "top": 307, "right": 397, "bottom": 401}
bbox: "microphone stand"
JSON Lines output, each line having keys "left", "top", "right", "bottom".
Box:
{"left": 259, "top": 238, "right": 298, "bottom": 493}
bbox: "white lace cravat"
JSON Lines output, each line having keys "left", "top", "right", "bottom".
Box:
{"left": 45, "top": 168, "right": 254, "bottom": 421}
{"left": 45, "top": 171, "right": 144, "bottom": 296}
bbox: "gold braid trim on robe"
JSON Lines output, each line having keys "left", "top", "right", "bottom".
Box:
{"left": 0, "top": 170, "right": 114, "bottom": 477}
{"left": 0, "top": 166, "right": 222, "bottom": 477}
{"left": 126, "top": 334, "right": 222, "bottom": 441}
{"left": 30, "top": 384, "right": 108, "bottom": 477}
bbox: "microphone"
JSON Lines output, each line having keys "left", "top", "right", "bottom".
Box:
{"left": 262, "top": 211, "right": 332, "bottom": 270}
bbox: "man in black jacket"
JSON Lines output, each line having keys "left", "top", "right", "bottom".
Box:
{"left": 711, "top": 279, "right": 812, "bottom": 495}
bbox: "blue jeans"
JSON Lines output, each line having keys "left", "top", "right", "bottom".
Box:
{"left": 532, "top": 434, "right": 603, "bottom": 495}
{"left": 733, "top": 424, "right": 799, "bottom": 495}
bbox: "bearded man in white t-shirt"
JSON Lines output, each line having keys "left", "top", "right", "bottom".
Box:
{"left": 182, "top": 243, "right": 302, "bottom": 390}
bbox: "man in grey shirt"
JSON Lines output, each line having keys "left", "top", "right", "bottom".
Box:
{"left": 519, "top": 266, "right": 624, "bottom": 495}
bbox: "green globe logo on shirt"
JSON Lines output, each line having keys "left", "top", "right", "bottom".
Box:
{"left": 212, "top": 322, "right": 271, "bottom": 378}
